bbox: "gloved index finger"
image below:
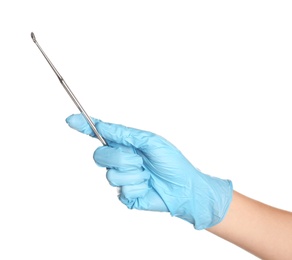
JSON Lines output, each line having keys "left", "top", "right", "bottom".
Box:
{"left": 66, "top": 114, "right": 100, "bottom": 137}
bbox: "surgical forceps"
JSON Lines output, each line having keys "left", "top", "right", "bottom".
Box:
{"left": 31, "top": 32, "right": 107, "bottom": 146}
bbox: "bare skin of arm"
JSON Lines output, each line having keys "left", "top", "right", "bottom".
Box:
{"left": 207, "top": 191, "right": 292, "bottom": 260}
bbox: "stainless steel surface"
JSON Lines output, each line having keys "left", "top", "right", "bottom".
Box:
{"left": 31, "top": 32, "right": 107, "bottom": 146}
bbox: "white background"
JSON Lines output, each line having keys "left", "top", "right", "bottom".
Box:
{"left": 0, "top": 1, "right": 291, "bottom": 259}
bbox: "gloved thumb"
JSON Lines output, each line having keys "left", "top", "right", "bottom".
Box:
{"left": 66, "top": 114, "right": 161, "bottom": 151}
{"left": 66, "top": 114, "right": 100, "bottom": 137}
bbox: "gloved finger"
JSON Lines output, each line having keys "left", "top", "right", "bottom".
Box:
{"left": 106, "top": 168, "right": 150, "bottom": 187}
{"left": 93, "top": 146, "right": 143, "bottom": 170}
{"left": 66, "top": 114, "right": 100, "bottom": 137}
{"left": 119, "top": 182, "right": 149, "bottom": 200}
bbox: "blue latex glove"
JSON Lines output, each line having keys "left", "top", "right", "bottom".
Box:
{"left": 66, "top": 114, "right": 233, "bottom": 230}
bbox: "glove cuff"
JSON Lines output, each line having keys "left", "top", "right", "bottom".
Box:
{"left": 161, "top": 174, "right": 233, "bottom": 230}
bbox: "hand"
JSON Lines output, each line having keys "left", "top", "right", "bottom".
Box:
{"left": 66, "top": 114, "right": 233, "bottom": 230}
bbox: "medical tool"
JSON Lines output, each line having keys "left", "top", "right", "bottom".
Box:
{"left": 31, "top": 32, "right": 107, "bottom": 146}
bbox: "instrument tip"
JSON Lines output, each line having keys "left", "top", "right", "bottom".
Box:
{"left": 31, "top": 32, "right": 36, "bottom": 43}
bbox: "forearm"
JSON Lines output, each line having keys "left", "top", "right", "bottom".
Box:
{"left": 207, "top": 191, "right": 292, "bottom": 260}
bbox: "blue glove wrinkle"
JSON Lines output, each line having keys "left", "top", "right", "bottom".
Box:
{"left": 97, "top": 121, "right": 158, "bottom": 151}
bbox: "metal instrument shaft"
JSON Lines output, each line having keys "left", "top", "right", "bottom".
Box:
{"left": 31, "top": 32, "right": 107, "bottom": 146}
